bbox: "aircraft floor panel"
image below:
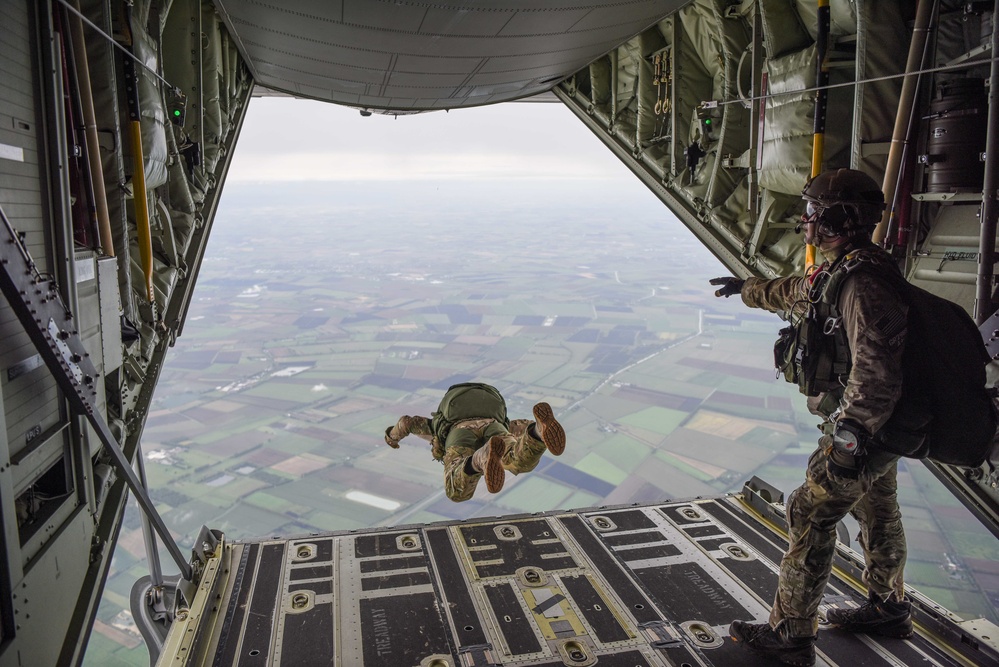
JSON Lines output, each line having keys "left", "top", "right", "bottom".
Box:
{"left": 185, "top": 498, "right": 989, "bottom": 666}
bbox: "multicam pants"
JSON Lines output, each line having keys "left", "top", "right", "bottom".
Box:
{"left": 442, "top": 418, "right": 547, "bottom": 502}
{"left": 771, "top": 445, "right": 906, "bottom": 637}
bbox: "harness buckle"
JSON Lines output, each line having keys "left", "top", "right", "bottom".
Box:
{"left": 823, "top": 316, "right": 842, "bottom": 335}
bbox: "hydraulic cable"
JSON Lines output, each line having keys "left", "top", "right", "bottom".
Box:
{"left": 806, "top": 0, "right": 831, "bottom": 274}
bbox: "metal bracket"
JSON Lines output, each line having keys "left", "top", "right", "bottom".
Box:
{"left": 638, "top": 620, "right": 684, "bottom": 649}
{"left": 741, "top": 475, "right": 786, "bottom": 526}
{"left": 457, "top": 644, "right": 497, "bottom": 667}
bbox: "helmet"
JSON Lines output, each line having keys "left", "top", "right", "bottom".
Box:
{"left": 801, "top": 168, "right": 885, "bottom": 235}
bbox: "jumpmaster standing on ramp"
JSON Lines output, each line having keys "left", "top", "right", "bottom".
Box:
{"left": 384, "top": 382, "right": 566, "bottom": 502}
{"left": 712, "top": 169, "right": 914, "bottom": 666}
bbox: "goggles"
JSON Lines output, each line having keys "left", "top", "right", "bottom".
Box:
{"left": 802, "top": 201, "right": 852, "bottom": 229}
{"left": 802, "top": 201, "right": 824, "bottom": 223}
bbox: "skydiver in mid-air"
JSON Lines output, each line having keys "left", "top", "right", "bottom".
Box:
{"left": 383, "top": 382, "right": 565, "bottom": 502}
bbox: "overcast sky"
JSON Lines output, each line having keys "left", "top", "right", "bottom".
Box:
{"left": 227, "top": 97, "right": 638, "bottom": 183}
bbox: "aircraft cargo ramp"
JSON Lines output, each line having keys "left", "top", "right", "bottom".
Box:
{"left": 150, "top": 482, "right": 999, "bottom": 667}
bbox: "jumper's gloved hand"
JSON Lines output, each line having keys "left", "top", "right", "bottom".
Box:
{"left": 384, "top": 426, "right": 400, "bottom": 449}
{"left": 820, "top": 418, "right": 868, "bottom": 480}
{"left": 830, "top": 419, "right": 866, "bottom": 455}
{"left": 822, "top": 434, "right": 860, "bottom": 480}
{"left": 709, "top": 276, "right": 745, "bottom": 298}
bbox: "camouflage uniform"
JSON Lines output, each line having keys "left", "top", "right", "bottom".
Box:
{"left": 740, "top": 242, "right": 908, "bottom": 638}
{"left": 385, "top": 416, "right": 548, "bottom": 502}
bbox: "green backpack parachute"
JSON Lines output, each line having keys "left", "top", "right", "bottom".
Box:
{"left": 430, "top": 383, "right": 510, "bottom": 457}
{"left": 778, "top": 252, "right": 997, "bottom": 468}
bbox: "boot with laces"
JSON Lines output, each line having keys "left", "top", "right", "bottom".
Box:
{"left": 531, "top": 402, "right": 565, "bottom": 455}
{"left": 825, "top": 592, "right": 912, "bottom": 638}
{"left": 470, "top": 436, "right": 506, "bottom": 493}
{"left": 730, "top": 620, "right": 816, "bottom": 667}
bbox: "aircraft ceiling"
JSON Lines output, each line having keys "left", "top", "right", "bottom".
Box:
{"left": 212, "top": 0, "right": 683, "bottom": 112}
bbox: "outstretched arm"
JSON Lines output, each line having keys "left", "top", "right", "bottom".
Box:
{"left": 740, "top": 275, "right": 809, "bottom": 314}
{"left": 384, "top": 415, "right": 433, "bottom": 448}
{"left": 710, "top": 275, "right": 809, "bottom": 318}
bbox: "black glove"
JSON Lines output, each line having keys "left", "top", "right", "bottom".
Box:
{"left": 709, "top": 276, "right": 745, "bottom": 298}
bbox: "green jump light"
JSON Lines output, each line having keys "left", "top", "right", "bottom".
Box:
{"left": 168, "top": 89, "right": 188, "bottom": 126}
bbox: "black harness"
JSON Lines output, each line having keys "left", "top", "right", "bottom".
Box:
{"left": 775, "top": 248, "right": 901, "bottom": 400}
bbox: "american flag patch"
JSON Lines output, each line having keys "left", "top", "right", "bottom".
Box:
{"left": 873, "top": 307, "right": 906, "bottom": 340}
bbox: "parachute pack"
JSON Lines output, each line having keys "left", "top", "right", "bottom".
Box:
{"left": 780, "top": 251, "right": 997, "bottom": 468}
{"left": 430, "top": 382, "right": 510, "bottom": 452}
{"left": 878, "top": 281, "right": 996, "bottom": 466}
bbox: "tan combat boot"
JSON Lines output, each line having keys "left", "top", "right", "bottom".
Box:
{"left": 470, "top": 436, "right": 506, "bottom": 493}
{"left": 532, "top": 403, "right": 565, "bottom": 455}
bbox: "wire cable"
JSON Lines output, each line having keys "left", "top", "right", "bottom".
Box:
{"left": 704, "top": 54, "right": 999, "bottom": 109}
